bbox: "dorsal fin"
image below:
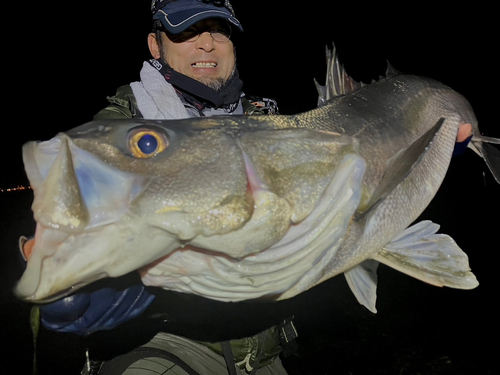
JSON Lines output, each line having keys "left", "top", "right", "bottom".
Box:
{"left": 314, "top": 44, "right": 362, "bottom": 107}
{"left": 315, "top": 44, "right": 400, "bottom": 107}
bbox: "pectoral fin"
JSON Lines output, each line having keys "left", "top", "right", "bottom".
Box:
{"left": 358, "top": 119, "right": 445, "bottom": 216}
{"left": 373, "top": 221, "right": 479, "bottom": 290}
{"left": 344, "top": 260, "right": 379, "bottom": 313}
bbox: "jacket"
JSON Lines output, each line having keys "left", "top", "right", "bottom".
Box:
{"left": 91, "top": 84, "right": 287, "bottom": 371}
{"left": 94, "top": 85, "right": 276, "bottom": 120}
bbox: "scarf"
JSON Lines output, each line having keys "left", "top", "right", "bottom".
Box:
{"left": 130, "top": 62, "right": 190, "bottom": 120}
{"left": 132, "top": 59, "right": 243, "bottom": 119}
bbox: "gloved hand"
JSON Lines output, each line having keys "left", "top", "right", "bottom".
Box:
{"left": 40, "top": 285, "right": 155, "bottom": 335}
{"left": 453, "top": 123, "right": 473, "bottom": 157}
{"left": 19, "top": 237, "right": 155, "bottom": 336}
{"left": 453, "top": 135, "right": 472, "bottom": 156}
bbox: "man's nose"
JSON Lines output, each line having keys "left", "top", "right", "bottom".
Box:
{"left": 195, "top": 32, "right": 215, "bottom": 52}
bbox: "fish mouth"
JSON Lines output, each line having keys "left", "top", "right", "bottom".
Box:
{"left": 13, "top": 134, "right": 153, "bottom": 302}
{"left": 14, "top": 224, "right": 84, "bottom": 301}
{"left": 21, "top": 134, "right": 148, "bottom": 232}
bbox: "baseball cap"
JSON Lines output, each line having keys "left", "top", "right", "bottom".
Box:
{"left": 151, "top": 0, "right": 243, "bottom": 34}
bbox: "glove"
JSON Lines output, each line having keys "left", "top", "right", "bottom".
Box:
{"left": 453, "top": 135, "right": 472, "bottom": 157}
{"left": 40, "top": 285, "right": 155, "bottom": 335}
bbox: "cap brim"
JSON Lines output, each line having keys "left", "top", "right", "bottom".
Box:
{"left": 155, "top": 8, "right": 243, "bottom": 34}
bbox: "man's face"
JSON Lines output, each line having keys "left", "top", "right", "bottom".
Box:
{"left": 149, "top": 19, "right": 236, "bottom": 91}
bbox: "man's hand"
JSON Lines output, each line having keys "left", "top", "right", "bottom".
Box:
{"left": 457, "top": 123, "right": 473, "bottom": 143}
{"left": 40, "top": 285, "right": 155, "bottom": 335}
{"left": 454, "top": 123, "right": 473, "bottom": 156}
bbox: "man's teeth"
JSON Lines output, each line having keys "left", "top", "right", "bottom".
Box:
{"left": 192, "top": 62, "right": 217, "bottom": 68}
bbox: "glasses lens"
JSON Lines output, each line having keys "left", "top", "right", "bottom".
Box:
{"left": 165, "top": 22, "right": 232, "bottom": 43}
{"left": 169, "top": 29, "right": 199, "bottom": 43}
{"left": 210, "top": 24, "right": 231, "bottom": 42}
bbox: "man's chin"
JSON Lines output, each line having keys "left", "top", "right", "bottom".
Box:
{"left": 197, "top": 76, "right": 226, "bottom": 92}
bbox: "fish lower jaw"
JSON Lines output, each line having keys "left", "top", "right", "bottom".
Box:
{"left": 16, "top": 282, "right": 82, "bottom": 303}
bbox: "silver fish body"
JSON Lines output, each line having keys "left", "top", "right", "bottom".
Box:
{"left": 15, "top": 48, "right": 496, "bottom": 312}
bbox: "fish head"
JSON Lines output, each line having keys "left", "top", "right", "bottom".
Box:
{"left": 15, "top": 117, "right": 358, "bottom": 302}
{"left": 15, "top": 118, "right": 254, "bottom": 302}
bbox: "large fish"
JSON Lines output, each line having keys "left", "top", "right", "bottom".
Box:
{"left": 14, "top": 47, "right": 499, "bottom": 313}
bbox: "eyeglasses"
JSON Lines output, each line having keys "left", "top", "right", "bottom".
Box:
{"left": 164, "top": 23, "right": 232, "bottom": 44}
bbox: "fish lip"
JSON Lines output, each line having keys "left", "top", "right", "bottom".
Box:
{"left": 15, "top": 284, "right": 77, "bottom": 303}
{"left": 15, "top": 227, "right": 108, "bottom": 302}
{"left": 22, "top": 140, "right": 51, "bottom": 191}
{"left": 14, "top": 276, "right": 104, "bottom": 303}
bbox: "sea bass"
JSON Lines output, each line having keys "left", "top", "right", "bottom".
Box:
{"left": 14, "top": 48, "right": 499, "bottom": 312}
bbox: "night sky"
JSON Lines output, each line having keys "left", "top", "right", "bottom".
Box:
{"left": 1, "top": 2, "right": 499, "bottom": 374}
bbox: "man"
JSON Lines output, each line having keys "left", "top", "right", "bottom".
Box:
{"left": 33, "top": 2, "right": 476, "bottom": 375}
{"left": 93, "top": 0, "right": 276, "bottom": 121}
{"left": 38, "top": 1, "right": 287, "bottom": 375}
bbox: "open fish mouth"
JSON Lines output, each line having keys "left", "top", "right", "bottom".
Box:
{"left": 22, "top": 134, "right": 148, "bottom": 232}
{"left": 14, "top": 134, "right": 154, "bottom": 301}
{"left": 14, "top": 124, "right": 366, "bottom": 303}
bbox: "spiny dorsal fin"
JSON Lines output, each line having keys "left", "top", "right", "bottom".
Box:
{"left": 314, "top": 44, "right": 362, "bottom": 107}
{"left": 315, "top": 45, "right": 399, "bottom": 107}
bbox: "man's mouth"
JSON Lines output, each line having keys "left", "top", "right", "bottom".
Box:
{"left": 191, "top": 62, "right": 217, "bottom": 68}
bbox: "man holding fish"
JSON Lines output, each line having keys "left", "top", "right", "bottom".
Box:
{"left": 29, "top": 1, "right": 290, "bottom": 374}
{"left": 19, "top": 1, "right": 485, "bottom": 375}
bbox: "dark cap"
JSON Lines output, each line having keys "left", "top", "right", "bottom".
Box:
{"left": 151, "top": 0, "right": 243, "bottom": 34}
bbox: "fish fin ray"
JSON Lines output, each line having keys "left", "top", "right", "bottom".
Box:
{"left": 357, "top": 118, "right": 445, "bottom": 217}
{"left": 385, "top": 60, "right": 398, "bottom": 76}
{"left": 472, "top": 135, "right": 500, "bottom": 145}
{"left": 373, "top": 220, "right": 479, "bottom": 290}
{"left": 344, "top": 260, "right": 379, "bottom": 313}
{"left": 482, "top": 142, "right": 500, "bottom": 183}
{"left": 470, "top": 138, "right": 500, "bottom": 184}
{"left": 316, "top": 44, "right": 362, "bottom": 107}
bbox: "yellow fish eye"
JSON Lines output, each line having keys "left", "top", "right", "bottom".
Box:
{"left": 129, "top": 129, "right": 168, "bottom": 158}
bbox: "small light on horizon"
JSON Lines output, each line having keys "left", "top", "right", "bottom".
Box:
{"left": 0, "top": 185, "right": 32, "bottom": 193}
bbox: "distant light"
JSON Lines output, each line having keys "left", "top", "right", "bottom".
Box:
{"left": 0, "top": 185, "right": 32, "bottom": 193}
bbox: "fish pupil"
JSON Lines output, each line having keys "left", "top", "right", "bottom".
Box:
{"left": 138, "top": 134, "right": 158, "bottom": 154}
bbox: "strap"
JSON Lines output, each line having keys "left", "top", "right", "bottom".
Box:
{"left": 97, "top": 346, "right": 202, "bottom": 375}
{"left": 278, "top": 318, "right": 298, "bottom": 358}
{"left": 221, "top": 341, "right": 239, "bottom": 375}
{"left": 248, "top": 332, "right": 268, "bottom": 375}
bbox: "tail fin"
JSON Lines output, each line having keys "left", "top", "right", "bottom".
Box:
{"left": 469, "top": 135, "right": 500, "bottom": 184}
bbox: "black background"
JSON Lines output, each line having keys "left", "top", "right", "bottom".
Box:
{"left": 1, "top": 2, "right": 499, "bottom": 374}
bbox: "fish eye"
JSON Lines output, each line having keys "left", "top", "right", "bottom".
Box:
{"left": 128, "top": 129, "right": 168, "bottom": 158}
